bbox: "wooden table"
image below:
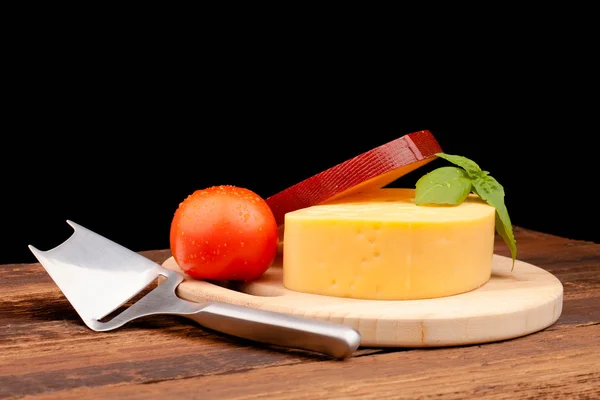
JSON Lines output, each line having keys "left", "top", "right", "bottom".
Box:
{"left": 2, "top": 227, "right": 599, "bottom": 399}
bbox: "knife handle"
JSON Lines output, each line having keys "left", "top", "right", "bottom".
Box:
{"left": 183, "top": 301, "right": 361, "bottom": 359}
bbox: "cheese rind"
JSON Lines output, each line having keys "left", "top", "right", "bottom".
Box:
{"left": 283, "top": 188, "right": 496, "bottom": 300}
{"left": 266, "top": 130, "right": 442, "bottom": 226}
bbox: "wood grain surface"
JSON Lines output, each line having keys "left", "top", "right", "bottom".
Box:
{"left": 1, "top": 227, "right": 599, "bottom": 399}
{"left": 162, "top": 254, "right": 563, "bottom": 348}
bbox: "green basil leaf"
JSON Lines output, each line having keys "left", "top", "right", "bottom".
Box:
{"left": 435, "top": 153, "right": 489, "bottom": 179}
{"left": 415, "top": 166, "right": 472, "bottom": 206}
{"left": 472, "top": 175, "right": 517, "bottom": 270}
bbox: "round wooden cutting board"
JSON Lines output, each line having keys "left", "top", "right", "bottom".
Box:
{"left": 162, "top": 255, "right": 563, "bottom": 348}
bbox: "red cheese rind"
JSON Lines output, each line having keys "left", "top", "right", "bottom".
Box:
{"left": 266, "top": 129, "right": 443, "bottom": 226}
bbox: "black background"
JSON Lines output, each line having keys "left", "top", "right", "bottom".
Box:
{"left": 3, "top": 32, "right": 598, "bottom": 264}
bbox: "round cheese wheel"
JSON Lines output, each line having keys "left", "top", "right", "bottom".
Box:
{"left": 283, "top": 188, "right": 496, "bottom": 300}
{"left": 265, "top": 130, "right": 442, "bottom": 226}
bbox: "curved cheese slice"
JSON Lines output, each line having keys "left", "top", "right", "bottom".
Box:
{"left": 266, "top": 130, "right": 442, "bottom": 226}
{"left": 282, "top": 188, "right": 496, "bottom": 300}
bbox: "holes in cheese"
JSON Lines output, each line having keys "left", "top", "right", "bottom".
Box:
{"left": 265, "top": 130, "right": 442, "bottom": 226}
{"left": 282, "top": 188, "right": 496, "bottom": 300}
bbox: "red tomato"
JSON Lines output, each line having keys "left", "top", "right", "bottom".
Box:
{"left": 169, "top": 185, "right": 279, "bottom": 281}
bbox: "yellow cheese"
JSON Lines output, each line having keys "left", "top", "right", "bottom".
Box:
{"left": 282, "top": 188, "right": 495, "bottom": 300}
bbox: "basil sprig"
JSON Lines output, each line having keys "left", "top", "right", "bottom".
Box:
{"left": 415, "top": 153, "right": 517, "bottom": 270}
